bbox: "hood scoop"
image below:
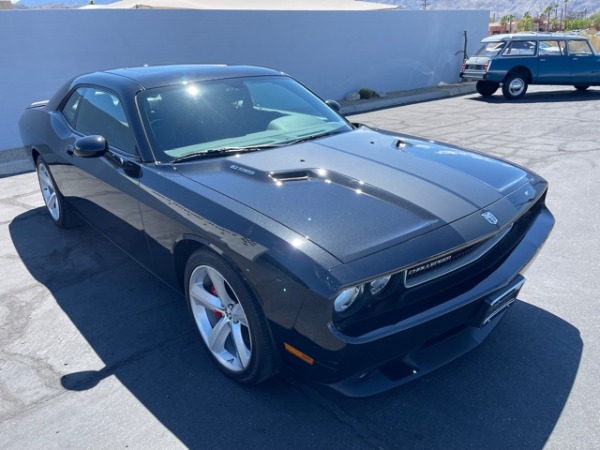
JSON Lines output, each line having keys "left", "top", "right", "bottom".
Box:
{"left": 269, "top": 170, "right": 311, "bottom": 182}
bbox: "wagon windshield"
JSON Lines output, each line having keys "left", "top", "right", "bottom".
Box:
{"left": 137, "top": 75, "right": 352, "bottom": 162}
{"left": 474, "top": 41, "right": 506, "bottom": 56}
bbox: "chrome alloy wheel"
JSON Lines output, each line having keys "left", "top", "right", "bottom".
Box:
{"left": 37, "top": 161, "right": 61, "bottom": 222}
{"left": 188, "top": 265, "right": 251, "bottom": 373}
{"left": 507, "top": 78, "right": 525, "bottom": 97}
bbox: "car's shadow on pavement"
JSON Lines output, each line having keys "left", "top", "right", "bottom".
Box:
{"left": 470, "top": 87, "right": 600, "bottom": 104}
{"left": 10, "top": 207, "right": 583, "bottom": 450}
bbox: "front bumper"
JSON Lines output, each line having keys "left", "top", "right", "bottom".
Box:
{"left": 281, "top": 206, "right": 554, "bottom": 397}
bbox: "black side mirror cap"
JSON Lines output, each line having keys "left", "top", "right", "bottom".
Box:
{"left": 325, "top": 100, "right": 342, "bottom": 112}
{"left": 74, "top": 135, "right": 108, "bottom": 158}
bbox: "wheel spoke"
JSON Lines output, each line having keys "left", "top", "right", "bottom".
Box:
{"left": 206, "top": 267, "right": 237, "bottom": 308}
{"left": 189, "top": 281, "right": 225, "bottom": 314}
{"left": 39, "top": 168, "right": 52, "bottom": 188}
{"left": 231, "top": 303, "right": 248, "bottom": 328}
{"left": 207, "top": 316, "right": 232, "bottom": 355}
{"left": 230, "top": 321, "right": 251, "bottom": 369}
{"left": 47, "top": 192, "right": 57, "bottom": 209}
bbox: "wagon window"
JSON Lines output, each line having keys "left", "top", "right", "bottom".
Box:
{"left": 503, "top": 41, "right": 536, "bottom": 56}
{"left": 538, "top": 40, "right": 564, "bottom": 56}
{"left": 567, "top": 40, "right": 593, "bottom": 56}
{"left": 473, "top": 41, "right": 506, "bottom": 56}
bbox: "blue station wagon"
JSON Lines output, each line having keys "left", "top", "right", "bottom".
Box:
{"left": 461, "top": 33, "right": 600, "bottom": 99}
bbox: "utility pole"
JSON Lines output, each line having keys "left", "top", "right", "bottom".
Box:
{"left": 422, "top": 0, "right": 428, "bottom": 10}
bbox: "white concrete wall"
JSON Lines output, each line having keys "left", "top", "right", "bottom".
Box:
{"left": 0, "top": 9, "right": 488, "bottom": 151}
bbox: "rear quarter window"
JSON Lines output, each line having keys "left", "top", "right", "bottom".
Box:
{"left": 568, "top": 40, "right": 593, "bottom": 56}
{"left": 61, "top": 88, "right": 85, "bottom": 128}
{"left": 474, "top": 41, "right": 506, "bottom": 56}
{"left": 503, "top": 41, "right": 537, "bottom": 56}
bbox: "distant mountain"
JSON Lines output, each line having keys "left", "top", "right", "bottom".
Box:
{"left": 365, "top": 0, "right": 599, "bottom": 18}
{"left": 14, "top": 0, "right": 600, "bottom": 16}
{"left": 17, "top": 0, "right": 112, "bottom": 6}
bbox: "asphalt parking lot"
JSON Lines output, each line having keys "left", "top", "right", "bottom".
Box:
{"left": 1, "top": 85, "right": 599, "bottom": 450}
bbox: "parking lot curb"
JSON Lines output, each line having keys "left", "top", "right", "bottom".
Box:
{"left": 340, "top": 82, "right": 476, "bottom": 115}
{"left": 0, "top": 147, "right": 32, "bottom": 178}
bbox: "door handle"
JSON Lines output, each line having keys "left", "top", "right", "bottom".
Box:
{"left": 66, "top": 144, "right": 75, "bottom": 156}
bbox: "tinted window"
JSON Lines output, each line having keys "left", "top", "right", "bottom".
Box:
{"left": 75, "top": 88, "right": 136, "bottom": 154}
{"left": 137, "top": 75, "right": 351, "bottom": 161}
{"left": 61, "top": 88, "right": 85, "bottom": 127}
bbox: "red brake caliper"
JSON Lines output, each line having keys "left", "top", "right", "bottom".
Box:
{"left": 210, "top": 285, "right": 224, "bottom": 318}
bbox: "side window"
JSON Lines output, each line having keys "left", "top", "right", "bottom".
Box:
{"left": 75, "top": 88, "right": 136, "bottom": 155}
{"left": 503, "top": 40, "right": 536, "bottom": 56}
{"left": 567, "top": 40, "right": 593, "bottom": 56}
{"left": 539, "top": 40, "right": 564, "bottom": 56}
{"left": 61, "top": 88, "right": 86, "bottom": 127}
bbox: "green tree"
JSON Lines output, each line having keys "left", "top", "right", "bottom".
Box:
{"left": 588, "top": 12, "right": 600, "bottom": 29}
{"left": 519, "top": 11, "right": 534, "bottom": 31}
{"left": 541, "top": 5, "right": 554, "bottom": 30}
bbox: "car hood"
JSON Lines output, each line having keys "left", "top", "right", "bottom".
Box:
{"left": 175, "top": 127, "right": 530, "bottom": 263}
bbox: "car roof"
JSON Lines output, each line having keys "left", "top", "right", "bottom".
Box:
{"left": 86, "top": 64, "right": 285, "bottom": 91}
{"left": 482, "top": 33, "right": 589, "bottom": 42}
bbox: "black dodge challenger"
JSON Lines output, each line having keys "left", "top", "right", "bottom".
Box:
{"left": 19, "top": 65, "right": 554, "bottom": 396}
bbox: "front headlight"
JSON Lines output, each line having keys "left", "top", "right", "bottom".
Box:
{"left": 334, "top": 285, "right": 364, "bottom": 313}
{"left": 369, "top": 275, "right": 392, "bottom": 296}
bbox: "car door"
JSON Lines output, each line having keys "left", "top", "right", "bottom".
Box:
{"left": 55, "top": 86, "right": 152, "bottom": 266}
{"left": 567, "top": 40, "right": 600, "bottom": 84}
{"left": 536, "top": 40, "right": 571, "bottom": 83}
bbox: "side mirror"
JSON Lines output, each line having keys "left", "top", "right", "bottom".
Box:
{"left": 74, "top": 135, "right": 108, "bottom": 158}
{"left": 325, "top": 100, "right": 342, "bottom": 112}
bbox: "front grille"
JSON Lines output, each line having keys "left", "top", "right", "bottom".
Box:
{"left": 404, "top": 226, "right": 512, "bottom": 288}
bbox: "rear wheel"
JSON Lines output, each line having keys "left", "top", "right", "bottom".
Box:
{"left": 476, "top": 80, "right": 499, "bottom": 97}
{"left": 502, "top": 73, "right": 528, "bottom": 99}
{"left": 185, "top": 249, "right": 278, "bottom": 384}
{"left": 36, "top": 159, "right": 74, "bottom": 228}
{"left": 574, "top": 85, "right": 590, "bottom": 91}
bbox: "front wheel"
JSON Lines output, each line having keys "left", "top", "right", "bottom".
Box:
{"left": 476, "top": 80, "right": 499, "bottom": 97}
{"left": 502, "top": 73, "right": 528, "bottom": 99}
{"left": 36, "top": 159, "right": 74, "bottom": 228}
{"left": 185, "top": 249, "right": 278, "bottom": 385}
{"left": 574, "top": 85, "right": 590, "bottom": 91}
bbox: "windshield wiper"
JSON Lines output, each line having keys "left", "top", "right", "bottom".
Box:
{"left": 285, "top": 129, "right": 347, "bottom": 146}
{"left": 171, "top": 145, "right": 274, "bottom": 163}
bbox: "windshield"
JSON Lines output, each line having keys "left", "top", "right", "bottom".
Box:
{"left": 137, "top": 75, "right": 352, "bottom": 162}
{"left": 474, "top": 41, "right": 506, "bottom": 57}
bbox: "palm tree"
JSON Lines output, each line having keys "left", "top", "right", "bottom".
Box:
{"left": 542, "top": 5, "right": 553, "bottom": 30}
{"left": 501, "top": 14, "right": 515, "bottom": 33}
{"left": 521, "top": 11, "right": 533, "bottom": 31}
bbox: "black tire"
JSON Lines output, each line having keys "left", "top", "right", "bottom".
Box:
{"left": 36, "top": 159, "right": 75, "bottom": 228}
{"left": 476, "top": 80, "right": 499, "bottom": 97}
{"left": 574, "top": 85, "right": 590, "bottom": 91}
{"left": 184, "top": 248, "right": 278, "bottom": 385}
{"left": 502, "top": 73, "right": 529, "bottom": 99}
